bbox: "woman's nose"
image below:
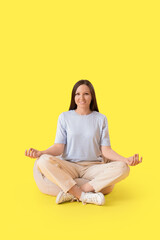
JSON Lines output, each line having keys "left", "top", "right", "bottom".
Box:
{"left": 79, "top": 95, "right": 84, "bottom": 99}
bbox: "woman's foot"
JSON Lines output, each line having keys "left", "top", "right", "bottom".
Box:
{"left": 56, "top": 191, "right": 105, "bottom": 205}
{"left": 79, "top": 192, "right": 105, "bottom": 205}
{"left": 56, "top": 191, "right": 78, "bottom": 204}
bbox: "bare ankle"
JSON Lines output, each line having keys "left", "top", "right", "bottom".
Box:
{"left": 68, "top": 184, "right": 83, "bottom": 200}
{"left": 80, "top": 182, "right": 95, "bottom": 193}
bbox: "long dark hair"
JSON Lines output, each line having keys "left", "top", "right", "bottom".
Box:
{"left": 69, "top": 80, "right": 99, "bottom": 112}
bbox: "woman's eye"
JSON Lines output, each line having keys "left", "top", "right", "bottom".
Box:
{"left": 75, "top": 93, "right": 89, "bottom": 95}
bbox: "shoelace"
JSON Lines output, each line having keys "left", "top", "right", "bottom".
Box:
{"left": 63, "top": 194, "right": 75, "bottom": 202}
{"left": 62, "top": 193, "right": 79, "bottom": 203}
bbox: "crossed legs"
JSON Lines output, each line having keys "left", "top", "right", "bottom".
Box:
{"left": 68, "top": 182, "right": 114, "bottom": 199}
{"left": 36, "top": 154, "right": 128, "bottom": 200}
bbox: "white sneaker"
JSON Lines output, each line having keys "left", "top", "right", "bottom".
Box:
{"left": 80, "top": 192, "right": 105, "bottom": 206}
{"left": 56, "top": 191, "right": 78, "bottom": 204}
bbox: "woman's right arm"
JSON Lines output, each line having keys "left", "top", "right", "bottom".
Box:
{"left": 25, "top": 143, "right": 65, "bottom": 159}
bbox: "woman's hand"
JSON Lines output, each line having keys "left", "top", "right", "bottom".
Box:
{"left": 25, "top": 148, "right": 42, "bottom": 159}
{"left": 126, "top": 154, "right": 143, "bottom": 166}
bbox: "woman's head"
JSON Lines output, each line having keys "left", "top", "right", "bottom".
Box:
{"left": 69, "top": 80, "right": 99, "bottom": 112}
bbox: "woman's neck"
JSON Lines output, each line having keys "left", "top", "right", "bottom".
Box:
{"left": 75, "top": 108, "right": 92, "bottom": 115}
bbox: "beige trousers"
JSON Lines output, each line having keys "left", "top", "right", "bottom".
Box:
{"left": 35, "top": 154, "right": 130, "bottom": 194}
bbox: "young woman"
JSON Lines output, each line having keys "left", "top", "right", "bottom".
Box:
{"left": 25, "top": 80, "right": 142, "bottom": 206}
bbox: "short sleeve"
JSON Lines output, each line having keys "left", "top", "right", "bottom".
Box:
{"left": 54, "top": 113, "right": 67, "bottom": 144}
{"left": 100, "top": 116, "right": 111, "bottom": 146}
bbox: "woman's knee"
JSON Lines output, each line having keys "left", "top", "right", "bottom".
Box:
{"left": 118, "top": 161, "right": 130, "bottom": 177}
{"left": 36, "top": 154, "right": 57, "bottom": 169}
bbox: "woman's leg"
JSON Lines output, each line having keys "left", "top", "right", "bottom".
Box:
{"left": 100, "top": 184, "right": 115, "bottom": 195}
{"left": 80, "top": 181, "right": 115, "bottom": 195}
{"left": 81, "top": 161, "right": 130, "bottom": 193}
{"left": 36, "top": 154, "right": 80, "bottom": 193}
{"left": 35, "top": 155, "right": 113, "bottom": 205}
{"left": 68, "top": 184, "right": 83, "bottom": 199}
{"left": 33, "top": 159, "right": 63, "bottom": 196}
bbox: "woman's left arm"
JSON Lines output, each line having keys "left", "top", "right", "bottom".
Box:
{"left": 101, "top": 146, "right": 142, "bottom": 166}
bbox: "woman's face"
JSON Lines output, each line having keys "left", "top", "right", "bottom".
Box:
{"left": 75, "top": 84, "right": 92, "bottom": 109}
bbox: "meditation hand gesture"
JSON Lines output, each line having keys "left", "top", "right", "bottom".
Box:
{"left": 126, "top": 154, "right": 142, "bottom": 166}
{"left": 25, "top": 148, "right": 42, "bottom": 159}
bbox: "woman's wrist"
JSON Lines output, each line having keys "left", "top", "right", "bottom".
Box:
{"left": 39, "top": 151, "right": 44, "bottom": 156}
{"left": 123, "top": 158, "right": 129, "bottom": 163}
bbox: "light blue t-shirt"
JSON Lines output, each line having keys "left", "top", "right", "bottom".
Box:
{"left": 54, "top": 110, "right": 111, "bottom": 162}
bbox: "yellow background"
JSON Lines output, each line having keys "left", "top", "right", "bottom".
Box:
{"left": 1, "top": 0, "right": 160, "bottom": 239}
